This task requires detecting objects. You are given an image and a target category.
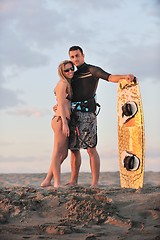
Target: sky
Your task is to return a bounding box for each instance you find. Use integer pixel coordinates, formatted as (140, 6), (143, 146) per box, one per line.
(0, 0), (160, 173)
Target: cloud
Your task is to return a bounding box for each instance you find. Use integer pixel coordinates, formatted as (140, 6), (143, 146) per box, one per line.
(0, 148), (159, 173)
(0, 0), (159, 112)
(129, 43), (159, 80)
(0, 0), (125, 69)
(54, 0), (124, 11)
(143, 0), (160, 20)
(0, 155), (39, 163)
(0, 0), (96, 110)
(0, 17), (50, 69)
(0, 0), (90, 55)
(0, 0), (52, 109)
(0, 154), (51, 173)
(0, 141), (14, 146)
(146, 146), (160, 160)
(97, 145), (160, 172)
(100, 42), (160, 81)
(6, 106), (51, 117)
(0, 86), (24, 109)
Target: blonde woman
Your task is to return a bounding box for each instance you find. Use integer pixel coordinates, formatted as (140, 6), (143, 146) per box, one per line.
(41, 60), (74, 188)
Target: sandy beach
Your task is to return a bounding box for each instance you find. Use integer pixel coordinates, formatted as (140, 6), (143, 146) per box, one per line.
(0, 172), (160, 240)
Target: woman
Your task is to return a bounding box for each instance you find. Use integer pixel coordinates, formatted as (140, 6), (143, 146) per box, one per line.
(41, 60), (74, 188)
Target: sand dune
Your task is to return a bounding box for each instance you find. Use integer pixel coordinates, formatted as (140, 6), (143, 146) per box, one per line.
(0, 172), (160, 240)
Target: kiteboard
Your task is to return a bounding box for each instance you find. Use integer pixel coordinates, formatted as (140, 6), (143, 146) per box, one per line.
(117, 77), (145, 189)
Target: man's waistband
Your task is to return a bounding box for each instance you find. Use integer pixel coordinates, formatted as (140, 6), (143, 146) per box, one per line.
(71, 95), (97, 113)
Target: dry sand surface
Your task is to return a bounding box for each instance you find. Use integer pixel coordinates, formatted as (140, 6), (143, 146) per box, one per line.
(0, 172), (160, 240)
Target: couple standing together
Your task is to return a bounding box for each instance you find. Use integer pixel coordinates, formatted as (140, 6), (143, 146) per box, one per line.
(41, 46), (135, 188)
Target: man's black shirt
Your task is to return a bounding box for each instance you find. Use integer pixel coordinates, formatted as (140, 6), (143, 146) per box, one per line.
(71, 63), (111, 102)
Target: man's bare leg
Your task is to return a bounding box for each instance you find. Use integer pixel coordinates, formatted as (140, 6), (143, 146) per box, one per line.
(67, 150), (81, 185)
(87, 147), (100, 187)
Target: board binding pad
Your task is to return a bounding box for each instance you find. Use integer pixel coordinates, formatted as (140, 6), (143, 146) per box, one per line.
(118, 77), (145, 189)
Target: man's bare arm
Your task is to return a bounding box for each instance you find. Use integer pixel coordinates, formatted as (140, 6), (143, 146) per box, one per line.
(108, 74), (135, 83)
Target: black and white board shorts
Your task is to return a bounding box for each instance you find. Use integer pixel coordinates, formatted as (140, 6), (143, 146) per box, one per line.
(69, 111), (97, 150)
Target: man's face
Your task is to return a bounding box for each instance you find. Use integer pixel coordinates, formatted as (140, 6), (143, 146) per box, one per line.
(69, 49), (85, 67)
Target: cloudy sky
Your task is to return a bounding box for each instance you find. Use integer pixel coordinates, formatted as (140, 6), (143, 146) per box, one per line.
(0, 0), (159, 173)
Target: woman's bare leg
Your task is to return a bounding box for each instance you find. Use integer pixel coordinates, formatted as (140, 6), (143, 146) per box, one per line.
(41, 117), (68, 187)
(41, 152), (66, 187)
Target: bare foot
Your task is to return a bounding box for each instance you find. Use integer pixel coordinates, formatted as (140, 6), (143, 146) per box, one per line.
(41, 180), (52, 187)
(90, 184), (98, 188)
(65, 182), (77, 187)
(53, 185), (67, 189)
(53, 184), (60, 188)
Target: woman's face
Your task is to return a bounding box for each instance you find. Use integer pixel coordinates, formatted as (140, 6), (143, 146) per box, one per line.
(63, 63), (74, 79)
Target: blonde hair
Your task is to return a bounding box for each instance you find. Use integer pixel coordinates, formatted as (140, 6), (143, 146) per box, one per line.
(54, 60), (73, 99)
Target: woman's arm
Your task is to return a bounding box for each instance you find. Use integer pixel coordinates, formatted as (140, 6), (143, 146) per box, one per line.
(56, 81), (70, 137)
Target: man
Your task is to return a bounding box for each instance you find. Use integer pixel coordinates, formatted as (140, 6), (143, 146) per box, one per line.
(67, 46), (135, 187)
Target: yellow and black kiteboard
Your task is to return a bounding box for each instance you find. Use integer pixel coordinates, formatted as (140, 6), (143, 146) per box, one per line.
(117, 77), (145, 189)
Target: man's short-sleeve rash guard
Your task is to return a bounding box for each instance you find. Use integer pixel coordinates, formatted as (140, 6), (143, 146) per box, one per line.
(71, 63), (111, 102)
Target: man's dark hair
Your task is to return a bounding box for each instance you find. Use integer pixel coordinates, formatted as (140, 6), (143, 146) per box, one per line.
(69, 46), (83, 54)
